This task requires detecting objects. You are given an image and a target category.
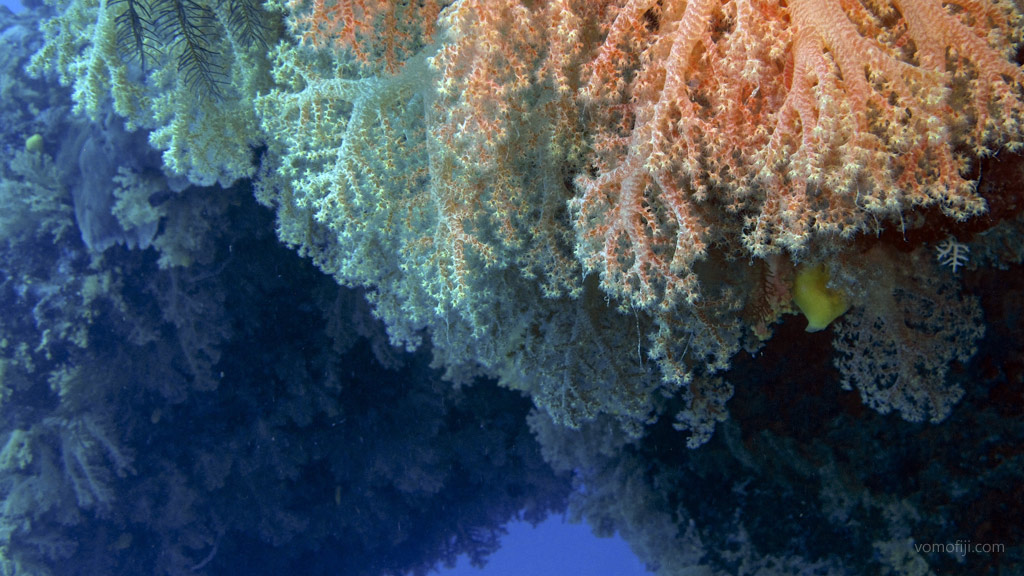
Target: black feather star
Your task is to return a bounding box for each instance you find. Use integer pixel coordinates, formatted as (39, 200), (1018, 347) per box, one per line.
(113, 0), (159, 72)
(157, 0), (225, 99)
(111, 0), (271, 100)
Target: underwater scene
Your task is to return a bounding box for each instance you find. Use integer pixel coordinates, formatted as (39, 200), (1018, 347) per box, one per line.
(1, 0), (1023, 574)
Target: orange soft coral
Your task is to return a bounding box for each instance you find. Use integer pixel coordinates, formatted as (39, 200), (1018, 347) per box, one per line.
(572, 0), (1024, 310)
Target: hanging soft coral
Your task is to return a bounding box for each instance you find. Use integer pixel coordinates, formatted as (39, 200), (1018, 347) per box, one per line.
(572, 0), (1024, 310)
(287, 0), (441, 72)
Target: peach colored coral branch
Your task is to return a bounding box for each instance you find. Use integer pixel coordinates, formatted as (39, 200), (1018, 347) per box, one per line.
(573, 0), (1023, 310)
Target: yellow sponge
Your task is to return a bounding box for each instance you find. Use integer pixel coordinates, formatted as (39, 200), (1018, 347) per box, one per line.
(793, 263), (850, 332)
(25, 133), (44, 153)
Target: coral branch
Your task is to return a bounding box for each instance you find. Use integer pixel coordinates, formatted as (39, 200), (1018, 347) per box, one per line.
(573, 0), (1023, 309)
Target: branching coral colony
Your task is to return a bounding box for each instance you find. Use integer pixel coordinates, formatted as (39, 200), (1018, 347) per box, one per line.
(37, 0), (1008, 444)
(251, 0), (1024, 443)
